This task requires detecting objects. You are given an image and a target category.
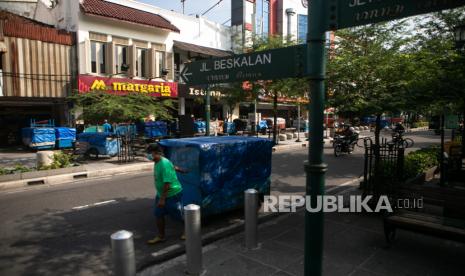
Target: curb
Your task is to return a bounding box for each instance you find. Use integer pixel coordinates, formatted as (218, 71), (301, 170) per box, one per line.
(0, 162), (153, 191)
(137, 211), (281, 272)
(137, 176), (363, 272)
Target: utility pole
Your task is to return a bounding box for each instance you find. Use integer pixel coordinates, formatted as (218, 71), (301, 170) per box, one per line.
(181, 0), (186, 14)
(305, 1), (327, 275)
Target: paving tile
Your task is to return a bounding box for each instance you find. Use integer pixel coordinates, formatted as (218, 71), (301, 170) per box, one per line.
(273, 227), (304, 251)
(361, 231), (465, 276)
(204, 254), (278, 276)
(271, 270), (296, 276)
(231, 240), (304, 270)
(323, 226), (383, 271)
(350, 268), (384, 276)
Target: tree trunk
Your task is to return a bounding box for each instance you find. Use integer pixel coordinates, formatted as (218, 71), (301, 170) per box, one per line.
(273, 93), (278, 144)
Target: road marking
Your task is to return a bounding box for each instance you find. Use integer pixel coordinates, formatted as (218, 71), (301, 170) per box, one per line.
(72, 199), (117, 210)
(326, 177), (362, 193)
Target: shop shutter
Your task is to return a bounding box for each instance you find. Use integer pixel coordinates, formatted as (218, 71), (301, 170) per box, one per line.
(128, 44), (136, 78)
(106, 41), (115, 75)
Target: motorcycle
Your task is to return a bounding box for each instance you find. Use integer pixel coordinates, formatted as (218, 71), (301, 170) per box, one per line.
(333, 133), (358, 157)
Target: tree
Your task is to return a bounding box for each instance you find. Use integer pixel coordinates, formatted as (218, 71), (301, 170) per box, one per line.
(69, 91), (175, 124)
(249, 35), (309, 143)
(327, 22), (412, 145)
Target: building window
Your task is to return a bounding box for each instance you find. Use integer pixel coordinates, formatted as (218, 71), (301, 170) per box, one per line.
(297, 14), (308, 43)
(115, 45), (128, 73)
(90, 41), (106, 74)
(156, 51), (165, 77)
(136, 48), (148, 78)
(255, 0), (269, 38)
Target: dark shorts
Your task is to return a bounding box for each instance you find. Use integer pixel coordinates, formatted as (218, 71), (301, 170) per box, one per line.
(154, 192), (184, 221)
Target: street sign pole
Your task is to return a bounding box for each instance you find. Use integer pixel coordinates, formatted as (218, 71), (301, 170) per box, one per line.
(305, 0), (327, 275)
(206, 85), (211, 136)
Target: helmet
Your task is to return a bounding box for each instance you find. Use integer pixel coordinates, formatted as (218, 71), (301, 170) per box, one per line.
(349, 127), (355, 132)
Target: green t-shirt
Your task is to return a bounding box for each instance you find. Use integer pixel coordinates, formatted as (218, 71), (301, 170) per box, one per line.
(154, 157), (182, 198)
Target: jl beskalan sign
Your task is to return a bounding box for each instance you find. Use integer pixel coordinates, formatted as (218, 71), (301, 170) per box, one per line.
(181, 44), (308, 85)
(212, 53), (272, 70)
(331, 0), (465, 30)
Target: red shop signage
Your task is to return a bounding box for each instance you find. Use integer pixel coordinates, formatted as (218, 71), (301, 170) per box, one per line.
(78, 75), (178, 98)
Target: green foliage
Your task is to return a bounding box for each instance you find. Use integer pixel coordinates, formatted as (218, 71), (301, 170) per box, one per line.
(0, 164), (32, 175)
(69, 91), (175, 124)
(411, 121), (429, 128)
(328, 23), (411, 119)
(403, 147), (440, 180)
(39, 151), (76, 170)
(405, 8), (465, 115)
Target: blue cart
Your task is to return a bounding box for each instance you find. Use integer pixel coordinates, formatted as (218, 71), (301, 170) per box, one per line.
(55, 127), (76, 149)
(159, 136), (273, 216)
(22, 128), (56, 150)
(77, 133), (119, 159)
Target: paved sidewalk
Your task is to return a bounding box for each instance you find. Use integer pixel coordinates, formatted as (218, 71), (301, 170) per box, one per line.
(140, 210), (465, 276)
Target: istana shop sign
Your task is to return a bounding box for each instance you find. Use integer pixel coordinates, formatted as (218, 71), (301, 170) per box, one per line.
(78, 75), (178, 98)
(178, 84), (225, 99)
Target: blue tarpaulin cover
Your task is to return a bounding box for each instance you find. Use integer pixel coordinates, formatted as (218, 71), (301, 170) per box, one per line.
(22, 128), (56, 148)
(224, 122), (235, 134)
(145, 121), (168, 138)
(77, 133), (119, 156)
(159, 136), (273, 216)
(55, 127), (76, 140)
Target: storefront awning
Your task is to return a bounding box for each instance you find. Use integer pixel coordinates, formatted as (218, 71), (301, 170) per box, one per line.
(173, 40), (232, 57)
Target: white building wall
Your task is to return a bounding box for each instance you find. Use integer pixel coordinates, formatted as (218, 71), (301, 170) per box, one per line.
(0, 0), (37, 19)
(106, 0), (231, 51)
(277, 0), (308, 39)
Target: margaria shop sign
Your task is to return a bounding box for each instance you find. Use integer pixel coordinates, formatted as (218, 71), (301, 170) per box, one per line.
(78, 75), (178, 98)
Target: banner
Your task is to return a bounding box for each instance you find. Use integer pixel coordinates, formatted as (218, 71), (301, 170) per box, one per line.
(78, 75), (178, 98)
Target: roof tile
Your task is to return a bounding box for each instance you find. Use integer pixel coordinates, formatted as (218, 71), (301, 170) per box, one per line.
(81, 0), (179, 32)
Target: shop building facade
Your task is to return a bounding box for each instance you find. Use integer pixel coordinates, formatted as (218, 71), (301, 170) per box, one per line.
(0, 10), (76, 147)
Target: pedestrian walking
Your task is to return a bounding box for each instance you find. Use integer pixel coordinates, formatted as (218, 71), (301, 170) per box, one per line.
(146, 143), (186, 244)
(103, 119), (112, 133)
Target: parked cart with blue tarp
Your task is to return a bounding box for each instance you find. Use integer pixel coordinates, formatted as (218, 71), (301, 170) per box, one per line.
(144, 121), (168, 138)
(194, 121), (206, 134)
(224, 122), (236, 134)
(159, 136), (273, 216)
(22, 128), (56, 150)
(76, 132), (119, 159)
(55, 127), (76, 149)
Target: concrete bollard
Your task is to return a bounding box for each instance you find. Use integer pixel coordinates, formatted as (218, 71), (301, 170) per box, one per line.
(244, 189), (258, 249)
(184, 204), (203, 275)
(111, 230), (136, 276)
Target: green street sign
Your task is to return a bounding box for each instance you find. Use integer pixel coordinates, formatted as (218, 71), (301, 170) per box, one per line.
(328, 0), (465, 30)
(180, 44), (308, 85)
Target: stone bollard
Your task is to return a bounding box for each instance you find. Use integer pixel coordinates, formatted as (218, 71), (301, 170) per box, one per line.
(36, 151), (54, 168)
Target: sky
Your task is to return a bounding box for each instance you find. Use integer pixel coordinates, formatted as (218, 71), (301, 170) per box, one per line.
(138, 0), (231, 25)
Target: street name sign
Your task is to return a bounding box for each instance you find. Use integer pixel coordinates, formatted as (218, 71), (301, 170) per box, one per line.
(180, 44), (308, 85)
(328, 0), (465, 30)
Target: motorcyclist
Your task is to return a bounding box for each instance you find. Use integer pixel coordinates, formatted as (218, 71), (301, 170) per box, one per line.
(340, 125), (358, 145)
(392, 122), (405, 141)
(393, 122), (405, 134)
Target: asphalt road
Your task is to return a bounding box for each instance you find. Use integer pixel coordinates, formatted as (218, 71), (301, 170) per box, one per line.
(0, 130), (442, 276)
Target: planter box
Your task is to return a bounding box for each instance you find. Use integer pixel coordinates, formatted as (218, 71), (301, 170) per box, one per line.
(404, 166), (438, 186)
(0, 165), (85, 183)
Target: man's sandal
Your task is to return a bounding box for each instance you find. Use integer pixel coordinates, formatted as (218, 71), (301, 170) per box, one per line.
(147, 236), (166, 245)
